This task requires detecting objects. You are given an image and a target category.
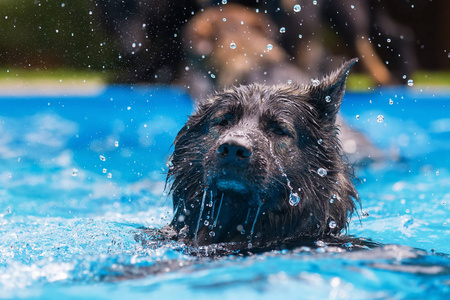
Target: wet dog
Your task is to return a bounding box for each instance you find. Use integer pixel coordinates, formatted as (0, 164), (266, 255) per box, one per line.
(166, 59), (360, 249)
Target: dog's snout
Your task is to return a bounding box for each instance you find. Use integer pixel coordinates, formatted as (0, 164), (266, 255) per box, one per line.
(217, 138), (252, 164)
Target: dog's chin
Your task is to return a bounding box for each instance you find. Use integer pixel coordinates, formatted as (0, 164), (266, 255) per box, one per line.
(210, 177), (265, 207)
(215, 179), (248, 194)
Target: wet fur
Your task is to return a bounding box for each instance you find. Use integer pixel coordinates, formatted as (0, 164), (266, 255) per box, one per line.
(167, 59), (359, 248)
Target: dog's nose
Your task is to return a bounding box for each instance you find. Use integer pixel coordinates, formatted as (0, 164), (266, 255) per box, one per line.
(217, 138), (252, 164)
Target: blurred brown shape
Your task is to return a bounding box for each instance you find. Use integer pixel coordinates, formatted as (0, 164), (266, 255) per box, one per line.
(185, 4), (286, 87)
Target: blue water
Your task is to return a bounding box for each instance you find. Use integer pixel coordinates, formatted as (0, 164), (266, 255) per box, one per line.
(0, 86), (449, 299)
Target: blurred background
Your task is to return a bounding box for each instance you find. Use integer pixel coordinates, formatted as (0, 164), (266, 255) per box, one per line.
(0, 0), (449, 92)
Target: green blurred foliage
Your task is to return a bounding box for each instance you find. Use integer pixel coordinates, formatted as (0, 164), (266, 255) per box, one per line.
(0, 0), (115, 71)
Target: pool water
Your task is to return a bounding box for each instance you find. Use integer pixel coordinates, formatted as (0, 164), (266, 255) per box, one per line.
(0, 86), (449, 299)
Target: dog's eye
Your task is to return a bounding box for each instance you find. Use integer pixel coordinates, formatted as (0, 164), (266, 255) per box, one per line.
(218, 118), (230, 126)
(213, 113), (234, 127)
(271, 125), (288, 136)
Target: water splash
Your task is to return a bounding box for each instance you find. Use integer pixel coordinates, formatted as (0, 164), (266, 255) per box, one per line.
(249, 202), (262, 245)
(289, 193), (301, 206)
(311, 79), (320, 86)
(213, 193), (224, 227)
(210, 192), (216, 220)
(195, 189), (208, 246)
(244, 208), (251, 224)
(269, 143), (301, 206)
(317, 168), (327, 177)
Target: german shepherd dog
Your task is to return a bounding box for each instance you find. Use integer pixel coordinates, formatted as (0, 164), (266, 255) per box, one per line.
(167, 59), (360, 249)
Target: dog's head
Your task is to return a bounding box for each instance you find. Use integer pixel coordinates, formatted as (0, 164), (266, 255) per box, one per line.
(183, 4), (286, 87)
(168, 59), (359, 246)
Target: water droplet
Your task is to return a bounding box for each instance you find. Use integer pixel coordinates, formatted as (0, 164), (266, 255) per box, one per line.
(356, 114), (360, 120)
(61, 3), (65, 8)
(222, 18), (226, 22)
(279, 27), (286, 33)
(389, 99), (394, 105)
(102, 168), (107, 174)
(315, 240), (325, 247)
(407, 79), (414, 86)
(289, 192), (301, 206)
(311, 79), (320, 86)
(100, 155), (106, 161)
(343, 242), (353, 248)
(325, 95), (331, 103)
(317, 168), (327, 177)
(72, 169), (78, 177)
(317, 139), (323, 145)
(222, 0), (228, 4)
(210, 74), (216, 79)
(377, 115), (384, 123)
(402, 75), (407, 79)
(209, 231), (216, 237)
(267, 44), (273, 51)
(230, 42), (236, 49)
(436, 171), (440, 176)
(313, 0), (318, 5)
(293, 4), (301, 12)
(387, 38), (391, 43)
(362, 211), (369, 218)
(329, 198), (334, 204)
(350, 5), (355, 9)
(114, 141), (119, 147)
(329, 220), (337, 229)
(204, 220), (209, 226)
(298, 34), (303, 38)
(107, 173), (112, 179)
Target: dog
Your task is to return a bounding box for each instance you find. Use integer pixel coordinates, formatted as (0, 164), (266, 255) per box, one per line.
(182, 3), (308, 99)
(165, 59), (361, 250)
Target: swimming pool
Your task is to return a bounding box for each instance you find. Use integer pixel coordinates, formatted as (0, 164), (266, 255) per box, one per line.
(0, 85), (449, 299)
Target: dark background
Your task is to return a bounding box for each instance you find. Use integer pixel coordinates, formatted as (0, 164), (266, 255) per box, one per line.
(0, 0), (448, 78)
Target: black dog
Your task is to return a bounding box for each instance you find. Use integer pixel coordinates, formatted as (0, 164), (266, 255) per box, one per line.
(166, 59), (359, 249)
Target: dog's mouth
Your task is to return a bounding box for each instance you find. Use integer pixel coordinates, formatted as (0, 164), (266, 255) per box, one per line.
(215, 179), (248, 193)
(208, 175), (265, 208)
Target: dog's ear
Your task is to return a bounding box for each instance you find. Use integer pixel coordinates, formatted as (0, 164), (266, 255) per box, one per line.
(308, 58), (358, 123)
